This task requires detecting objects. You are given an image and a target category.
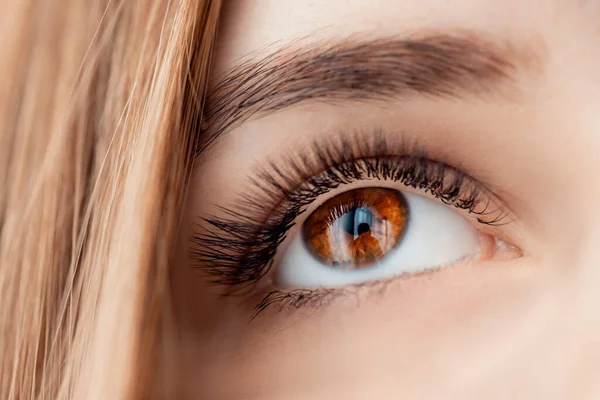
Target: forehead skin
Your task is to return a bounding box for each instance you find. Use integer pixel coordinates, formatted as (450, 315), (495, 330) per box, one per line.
(212, 0), (600, 74)
(208, 0), (600, 189)
(176, 1), (600, 399)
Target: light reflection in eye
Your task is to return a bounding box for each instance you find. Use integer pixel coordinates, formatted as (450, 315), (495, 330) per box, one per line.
(277, 187), (483, 288)
(303, 188), (408, 269)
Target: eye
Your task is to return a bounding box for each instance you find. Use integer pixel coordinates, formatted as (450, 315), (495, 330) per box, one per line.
(192, 140), (520, 313)
(277, 187), (486, 287)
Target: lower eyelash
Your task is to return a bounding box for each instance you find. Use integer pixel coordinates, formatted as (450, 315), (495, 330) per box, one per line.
(191, 131), (508, 299)
(252, 284), (381, 319)
(252, 271), (418, 319)
(252, 289), (342, 318)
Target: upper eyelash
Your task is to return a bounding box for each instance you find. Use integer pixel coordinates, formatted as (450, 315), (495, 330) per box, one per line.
(190, 131), (509, 291)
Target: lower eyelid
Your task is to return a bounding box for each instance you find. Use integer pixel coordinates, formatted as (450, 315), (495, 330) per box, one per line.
(249, 260), (476, 318)
(250, 242), (526, 319)
(252, 228), (519, 317)
(251, 279), (396, 318)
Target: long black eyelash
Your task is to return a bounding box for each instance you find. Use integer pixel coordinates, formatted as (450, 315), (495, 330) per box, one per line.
(190, 132), (508, 292)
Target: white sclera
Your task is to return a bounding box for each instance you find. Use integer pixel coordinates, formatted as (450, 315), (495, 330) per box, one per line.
(277, 191), (480, 287)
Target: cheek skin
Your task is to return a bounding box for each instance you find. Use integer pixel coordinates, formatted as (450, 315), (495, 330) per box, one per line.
(180, 260), (541, 399)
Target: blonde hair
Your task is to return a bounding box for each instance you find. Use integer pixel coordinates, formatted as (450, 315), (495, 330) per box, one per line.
(0, 0), (221, 398)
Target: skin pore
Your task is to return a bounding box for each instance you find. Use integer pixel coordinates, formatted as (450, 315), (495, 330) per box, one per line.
(170, 1), (600, 399)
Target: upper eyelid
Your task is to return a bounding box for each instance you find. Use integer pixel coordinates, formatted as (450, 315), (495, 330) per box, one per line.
(251, 157), (508, 226)
(293, 173), (508, 226)
(237, 132), (515, 225)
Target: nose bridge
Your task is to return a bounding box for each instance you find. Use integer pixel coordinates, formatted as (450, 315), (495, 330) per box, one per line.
(566, 223), (600, 317)
(544, 228), (600, 399)
(565, 225), (600, 391)
(573, 218), (600, 282)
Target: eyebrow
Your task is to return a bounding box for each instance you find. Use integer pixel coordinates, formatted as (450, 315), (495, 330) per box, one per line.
(198, 32), (540, 154)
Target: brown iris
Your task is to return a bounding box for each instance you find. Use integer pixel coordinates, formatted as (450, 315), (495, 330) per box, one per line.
(303, 187), (408, 269)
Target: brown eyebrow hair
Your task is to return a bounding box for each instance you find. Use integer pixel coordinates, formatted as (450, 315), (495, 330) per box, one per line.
(197, 32), (540, 155)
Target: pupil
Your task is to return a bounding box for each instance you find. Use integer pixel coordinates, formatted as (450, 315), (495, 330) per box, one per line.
(342, 206), (373, 237)
(357, 222), (370, 235)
